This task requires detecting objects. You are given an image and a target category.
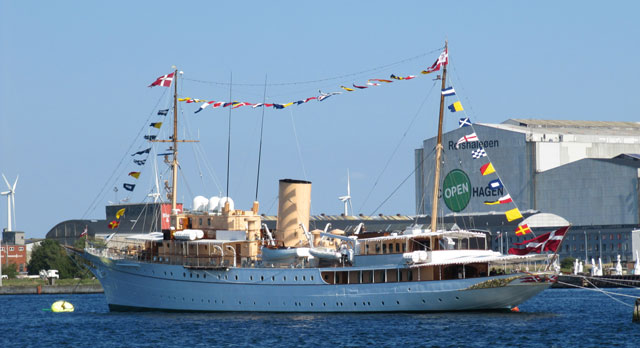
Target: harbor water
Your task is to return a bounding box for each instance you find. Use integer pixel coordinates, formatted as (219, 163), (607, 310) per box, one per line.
(1, 288), (639, 347)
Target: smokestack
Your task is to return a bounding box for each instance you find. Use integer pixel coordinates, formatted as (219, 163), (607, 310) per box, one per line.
(275, 179), (311, 247)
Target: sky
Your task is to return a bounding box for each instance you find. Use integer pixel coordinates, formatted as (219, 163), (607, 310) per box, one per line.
(1, 1), (639, 239)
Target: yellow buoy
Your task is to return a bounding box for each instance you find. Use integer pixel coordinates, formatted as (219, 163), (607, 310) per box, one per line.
(51, 300), (74, 313)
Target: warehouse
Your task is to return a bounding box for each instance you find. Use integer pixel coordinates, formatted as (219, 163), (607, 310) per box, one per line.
(415, 119), (640, 264)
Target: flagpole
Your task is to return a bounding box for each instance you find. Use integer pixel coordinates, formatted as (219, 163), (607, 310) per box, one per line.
(430, 40), (447, 233)
(545, 225), (571, 271)
(171, 67), (179, 214)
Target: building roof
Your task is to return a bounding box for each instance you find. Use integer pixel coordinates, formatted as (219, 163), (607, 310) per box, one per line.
(487, 118), (640, 137)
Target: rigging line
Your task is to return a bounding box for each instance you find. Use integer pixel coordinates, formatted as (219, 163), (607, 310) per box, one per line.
(182, 47), (444, 87)
(359, 79), (439, 213)
(448, 77), (532, 236)
(81, 87), (169, 219)
(255, 74), (268, 201)
(556, 280), (638, 305)
(289, 108), (307, 180)
(193, 142), (223, 194)
(414, 147), (437, 225)
(181, 107), (208, 193)
(226, 72), (232, 198)
(370, 140), (435, 216)
(265, 194), (279, 215)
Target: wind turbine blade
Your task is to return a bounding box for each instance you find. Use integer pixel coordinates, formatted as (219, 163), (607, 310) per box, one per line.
(12, 175), (19, 191)
(2, 174), (10, 190)
(347, 169), (351, 196)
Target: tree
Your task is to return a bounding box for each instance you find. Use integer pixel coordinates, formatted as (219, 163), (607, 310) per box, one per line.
(560, 257), (576, 271)
(1, 262), (19, 279)
(27, 239), (86, 279)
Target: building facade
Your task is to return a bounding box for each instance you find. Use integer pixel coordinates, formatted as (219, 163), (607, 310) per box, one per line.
(1, 230), (27, 273)
(415, 119), (640, 264)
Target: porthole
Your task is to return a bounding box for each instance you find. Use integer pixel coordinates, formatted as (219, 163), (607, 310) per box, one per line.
(217, 275), (221, 279)
(303, 276), (306, 281)
(396, 300), (400, 305)
(311, 276), (314, 281)
(164, 271), (167, 275)
(261, 276), (264, 281)
(381, 301), (385, 305)
(283, 276), (287, 281)
(367, 301), (371, 306)
(203, 274), (206, 279)
(190, 273), (193, 278)
(354, 302), (357, 306)
(235, 275), (238, 280)
(197, 274), (200, 278)
(422, 299), (426, 303)
(438, 298), (442, 302)
(323, 302), (326, 306)
(225, 275), (228, 280)
(183, 273), (186, 277)
(170, 272), (173, 276)
(271, 276), (275, 281)
(295, 276), (298, 281)
(239, 301), (242, 304)
(455, 296), (460, 300)
(250, 276), (254, 280)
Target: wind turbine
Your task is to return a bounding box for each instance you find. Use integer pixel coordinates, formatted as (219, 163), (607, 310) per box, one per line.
(338, 169), (353, 216)
(1, 174), (18, 231)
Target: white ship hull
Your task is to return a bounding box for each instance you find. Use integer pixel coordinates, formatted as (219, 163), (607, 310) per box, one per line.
(84, 252), (552, 312)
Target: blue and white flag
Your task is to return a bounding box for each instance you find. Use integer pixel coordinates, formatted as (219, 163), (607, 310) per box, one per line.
(488, 179), (503, 190)
(441, 87), (455, 96)
(458, 117), (472, 128)
(472, 148), (487, 159)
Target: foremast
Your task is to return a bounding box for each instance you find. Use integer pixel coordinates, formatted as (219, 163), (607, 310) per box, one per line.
(430, 41), (448, 232)
(151, 67), (197, 231)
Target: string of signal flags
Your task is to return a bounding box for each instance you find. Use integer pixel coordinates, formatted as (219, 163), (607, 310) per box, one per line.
(147, 49), (450, 114)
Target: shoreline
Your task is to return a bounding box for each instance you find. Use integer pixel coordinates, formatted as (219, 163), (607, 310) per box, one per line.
(0, 284), (103, 295)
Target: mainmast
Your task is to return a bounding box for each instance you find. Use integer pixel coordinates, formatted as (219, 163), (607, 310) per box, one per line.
(430, 41), (448, 232)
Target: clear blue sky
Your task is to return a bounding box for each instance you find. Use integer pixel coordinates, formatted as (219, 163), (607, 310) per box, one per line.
(1, 1), (638, 238)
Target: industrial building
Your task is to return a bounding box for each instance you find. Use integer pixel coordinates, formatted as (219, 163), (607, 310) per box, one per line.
(415, 119), (640, 264)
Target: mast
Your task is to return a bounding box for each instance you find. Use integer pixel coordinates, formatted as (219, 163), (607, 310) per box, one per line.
(430, 41), (448, 232)
(151, 66), (198, 231)
(171, 67), (179, 212)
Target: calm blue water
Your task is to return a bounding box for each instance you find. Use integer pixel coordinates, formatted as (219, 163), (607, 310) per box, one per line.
(1, 288), (639, 347)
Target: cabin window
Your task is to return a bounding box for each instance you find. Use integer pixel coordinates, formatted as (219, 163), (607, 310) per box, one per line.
(396, 243), (400, 252)
(402, 243), (406, 252)
(388, 243), (393, 253)
(375, 244), (381, 253)
(365, 244), (370, 254)
(199, 218), (203, 225)
(208, 218), (211, 226)
(382, 244), (387, 253)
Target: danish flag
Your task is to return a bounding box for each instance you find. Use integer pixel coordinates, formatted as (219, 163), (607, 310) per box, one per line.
(508, 226), (570, 255)
(148, 72), (175, 87)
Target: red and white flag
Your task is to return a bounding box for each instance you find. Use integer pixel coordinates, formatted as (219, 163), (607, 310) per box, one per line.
(148, 72), (175, 87)
(80, 226), (88, 237)
(455, 132), (478, 148)
(422, 48), (449, 74)
(508, 226), (570, 255)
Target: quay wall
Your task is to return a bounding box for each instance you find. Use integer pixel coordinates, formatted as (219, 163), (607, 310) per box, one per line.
(0, 284), (103, 295)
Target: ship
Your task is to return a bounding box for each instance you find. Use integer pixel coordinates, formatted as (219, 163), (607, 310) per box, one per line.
(75, 43), (565, 312)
